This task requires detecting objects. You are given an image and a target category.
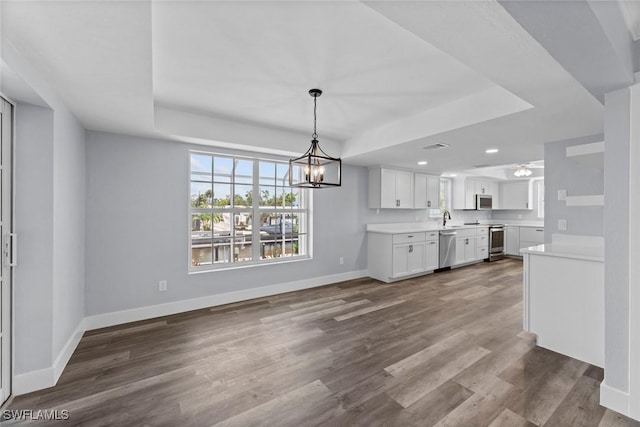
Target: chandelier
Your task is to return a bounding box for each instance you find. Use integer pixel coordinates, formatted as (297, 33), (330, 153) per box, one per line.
(289, 89), (341, 188)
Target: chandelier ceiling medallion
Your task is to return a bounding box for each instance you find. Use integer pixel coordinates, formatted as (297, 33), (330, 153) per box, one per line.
(289, 89), (342, 188)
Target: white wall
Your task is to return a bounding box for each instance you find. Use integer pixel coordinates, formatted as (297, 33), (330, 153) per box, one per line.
(543, 134), (604, 242)
(85, 131), (371, 316)
(603, 88), (630, 393)
(3, 40), (86, 393)
(13, 103), (54, 376)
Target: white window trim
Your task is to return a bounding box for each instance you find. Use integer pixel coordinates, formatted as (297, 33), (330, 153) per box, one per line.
(188, 150), (312, 273)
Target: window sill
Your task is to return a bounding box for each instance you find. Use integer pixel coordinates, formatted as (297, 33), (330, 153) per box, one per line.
(188, 255), (312, 274)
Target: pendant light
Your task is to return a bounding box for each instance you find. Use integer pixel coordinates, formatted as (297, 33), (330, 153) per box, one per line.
(289, 89), (342, 188)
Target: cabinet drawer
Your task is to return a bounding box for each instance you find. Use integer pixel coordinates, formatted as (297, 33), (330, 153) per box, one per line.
(392, 232), (426, 244)
(425, 231), (439, 241)
(520, 227), (544, 243)
(476, 227), (489, 235)
(476, 234), (489, 248)
(477, 246), (488, 259)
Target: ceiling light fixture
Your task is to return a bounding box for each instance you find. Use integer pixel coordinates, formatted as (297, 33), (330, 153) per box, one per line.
(289, 89), (341, 188)
(485, 148), (499, 154)
(418, 161), (428, 165)
(514, 165), (533, 177)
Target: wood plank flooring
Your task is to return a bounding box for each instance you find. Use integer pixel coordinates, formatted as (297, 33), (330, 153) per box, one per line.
(8, 259), (640, 426)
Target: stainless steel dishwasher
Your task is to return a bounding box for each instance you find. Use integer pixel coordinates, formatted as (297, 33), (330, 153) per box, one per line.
(439, 230), (457, 268)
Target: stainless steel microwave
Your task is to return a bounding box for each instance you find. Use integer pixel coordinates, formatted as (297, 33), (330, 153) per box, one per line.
(476, 194), (493, 210)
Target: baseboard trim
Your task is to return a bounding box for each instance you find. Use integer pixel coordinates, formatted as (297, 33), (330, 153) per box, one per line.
(13, 318), (87, 396)
(13, 367), (54, 396)
(53, 319), (87, 383)
(600, 382), (630, 416)
(85, 269), (368, 331)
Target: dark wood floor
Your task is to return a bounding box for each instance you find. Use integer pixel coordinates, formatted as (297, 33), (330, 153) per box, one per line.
(9, 259), (640, 426)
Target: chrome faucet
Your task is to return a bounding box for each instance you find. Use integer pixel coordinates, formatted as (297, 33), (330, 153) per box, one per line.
(443, 210), (451, 227)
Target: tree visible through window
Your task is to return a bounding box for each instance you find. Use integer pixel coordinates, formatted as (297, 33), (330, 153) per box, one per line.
(190, 152), (310, 270)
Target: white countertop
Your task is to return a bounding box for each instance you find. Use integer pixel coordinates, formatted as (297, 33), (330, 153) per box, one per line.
(520, 242), (604, 263)
(366, 222), (486, 234)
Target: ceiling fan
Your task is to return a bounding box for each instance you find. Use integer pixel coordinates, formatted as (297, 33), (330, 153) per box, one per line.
(510, 162), (544, 177)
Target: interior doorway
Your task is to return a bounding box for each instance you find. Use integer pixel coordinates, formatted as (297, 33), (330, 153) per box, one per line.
(0, 96), (14, 404)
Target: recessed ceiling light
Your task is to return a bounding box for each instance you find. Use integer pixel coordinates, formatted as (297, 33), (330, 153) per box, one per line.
(418, 161), (428, 165)
(485, 148), (499, 154)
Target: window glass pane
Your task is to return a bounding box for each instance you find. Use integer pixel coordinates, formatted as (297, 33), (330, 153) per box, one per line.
(289, 188), (300, 208)
(259, 186), (276, 207)
(191, 154), (212, 174)
(235, 159), (253, 184)
(234, 211), (253, 262)
(213, 157), (233, 183)
(212, 213), (232, 240)
(191, 182), (212, 208)
(275, 186), (288, 208)
(213, 240), (231, 264)
(259, 162), (276, 185)
(191, 245), (212, 267)
(276, 163), (289, 184)
(213, 183), (232, 208)
(234, 184), (253, 207)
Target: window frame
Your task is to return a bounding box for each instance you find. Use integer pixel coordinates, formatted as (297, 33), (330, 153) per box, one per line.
(535, 178), (545, 219)
(189, 150), (312, 273)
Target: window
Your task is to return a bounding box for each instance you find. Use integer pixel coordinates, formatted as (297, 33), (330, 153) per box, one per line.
(537, 179), (545, 219)
(438, 178), (452, 215)
(190, 152), (310, 271)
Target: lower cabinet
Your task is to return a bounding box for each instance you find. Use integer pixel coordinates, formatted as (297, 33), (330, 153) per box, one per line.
(425, 238), (439, 271)
(505, 226), (520, 256)
(392, 242), (425, 277)
(367, 231), (439, 283)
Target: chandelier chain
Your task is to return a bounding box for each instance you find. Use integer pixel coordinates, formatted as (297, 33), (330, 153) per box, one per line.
(312, 95), (318, 140)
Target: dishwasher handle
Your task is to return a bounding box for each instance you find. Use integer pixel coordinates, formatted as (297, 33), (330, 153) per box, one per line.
(440, 232), (457, 236)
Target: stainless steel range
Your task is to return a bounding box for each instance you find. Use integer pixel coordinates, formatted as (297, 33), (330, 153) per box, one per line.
(488, 225), (505, 262)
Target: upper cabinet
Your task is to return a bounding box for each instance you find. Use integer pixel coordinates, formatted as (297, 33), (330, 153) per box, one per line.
(499, 180), (532, 210)
(369, 167), (414, 209)
(369, 167), (440, 209)
(414, 173), (440, 209)
(452, 177), (500, 209)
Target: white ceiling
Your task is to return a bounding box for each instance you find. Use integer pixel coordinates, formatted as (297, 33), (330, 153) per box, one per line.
(0, 1), (611, 173)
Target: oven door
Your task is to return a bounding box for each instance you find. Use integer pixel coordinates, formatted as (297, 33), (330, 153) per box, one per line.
(490, 228), (505, 253)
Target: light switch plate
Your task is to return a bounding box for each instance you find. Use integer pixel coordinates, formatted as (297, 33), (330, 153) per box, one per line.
(558, 219), (567, 231)
(558, 189), (567, 201)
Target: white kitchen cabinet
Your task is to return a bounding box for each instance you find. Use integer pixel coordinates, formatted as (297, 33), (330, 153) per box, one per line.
(519, 226), (544, 251)
(368, 231), (437, 283)
(414, 173), (440, 210)
(369, 167), (414, 209)
(392, 241), (425, 277)
(455, 237), (466, 264)
(463, 237), (476, 262)
(476, 229), (489, 261)
(499, 181), (532, 210)
(505, 226), (520, 256)
(452, 177), (499, 210)
(453, 228), (477, 265)
(425, 234), (439, 271)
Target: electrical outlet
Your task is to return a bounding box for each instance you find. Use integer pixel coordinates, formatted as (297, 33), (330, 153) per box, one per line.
(339, 257), (344, 265)
(558, 189), (567, 201)
(158, 280), (167, 292)
(558, 219), (567, 231)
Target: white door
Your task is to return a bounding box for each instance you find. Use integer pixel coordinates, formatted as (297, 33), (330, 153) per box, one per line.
(407, 242), (425, 274)
(0, 97), (14, 404)
(425, 240), (439, 270)
(464, 237), (476, 262)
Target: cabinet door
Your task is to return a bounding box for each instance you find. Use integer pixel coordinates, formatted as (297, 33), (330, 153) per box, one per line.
(455, 238), (466, 264)
(505, 226), (520, 255)
(425, 240), (439, 270)
(380, 169), (398, 208)
(464, 237), (476, 262)
(392, 243), (424, 277)
(396, 171), (414, 208)
(414, 173), (427, 208)
(465, 179), (477, 209)
(500, 181), (531, 210)
(477, 181), (488, 195)
(407, 242), (425, 274)
(426, 175), (440, 209)
(489, 182), (500, 208)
